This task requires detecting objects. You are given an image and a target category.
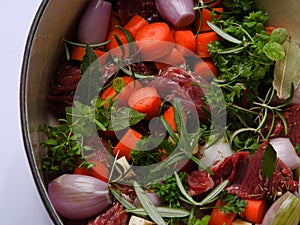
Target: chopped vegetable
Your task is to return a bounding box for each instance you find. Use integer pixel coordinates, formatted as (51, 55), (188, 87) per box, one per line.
(156, 47), (186, 68)
(106, 27), (130, 58)
(135, 22), (175, 60)
(194, 8), (223, 33)
(174, 29), (197, 56)
(113, 128), (143, 161)
(74, 160), (109, 182)
(70, 45), (107, 64)
(240, 199), (267, 223)
(162, 106), (177, 132)
(208, 199), (237, 225)
(100, 76), (143, 107)
(124, 15), (149, 39)
(196, 31), (219, 58)
(128, 86), (162, 120)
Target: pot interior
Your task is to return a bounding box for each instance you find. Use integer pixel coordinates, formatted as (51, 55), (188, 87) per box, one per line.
(20, 0), (300, 224)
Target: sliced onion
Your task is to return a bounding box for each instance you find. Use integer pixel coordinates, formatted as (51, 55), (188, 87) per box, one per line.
(155, 0), (195, 28)
(201, 141), (234, 167)
(77, 0), (112, 44)
(48, 174), (112, 220)
(270, 137), (300, 170)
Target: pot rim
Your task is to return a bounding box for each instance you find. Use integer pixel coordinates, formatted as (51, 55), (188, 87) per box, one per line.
(19, 0), (62, 224)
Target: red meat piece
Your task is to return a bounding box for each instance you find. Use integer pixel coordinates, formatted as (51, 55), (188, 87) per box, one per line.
(188, 142), (298, 199)
(88, 201), (128, 225)
(261, 104), (300, 150)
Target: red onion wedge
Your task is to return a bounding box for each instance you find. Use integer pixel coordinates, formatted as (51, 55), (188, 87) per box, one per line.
(77, 0), (112, 44)
(155, 0), (196, 29)
(48, 174), (112, 220)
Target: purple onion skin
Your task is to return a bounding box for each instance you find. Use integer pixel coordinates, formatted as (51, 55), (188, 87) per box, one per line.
(48, 174), (112, 220)
(133, 192), (163, 207)
(77, 0), (112, 44)
(155, 0), (195, 29)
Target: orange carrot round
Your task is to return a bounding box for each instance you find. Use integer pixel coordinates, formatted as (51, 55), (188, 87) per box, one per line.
(113, 128), (143, 161)
(100, 76), (142, 106)
(162, 106), (177, 132)
(194, 8), (224, 32)
(71, 46), (108, 64)
(106, 27), (130, 58)
(74, 160), (109, 183)
(174, 29), (197, 56)
(135, 22), (175, 61)
(196, 31), (219, 58)
(128, 86), (162, 120)
(240, 199), (267, 224)
(193, 59), (218, 82)
(264, 26), (277, 35)
(209, 199), (237, 225)
(156, 47), (186, 69)
(124, 15), (149, 40)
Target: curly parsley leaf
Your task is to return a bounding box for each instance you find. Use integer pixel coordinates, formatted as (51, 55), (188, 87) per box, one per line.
(219, 190), (247, 214)
(151, 173), (188, 208)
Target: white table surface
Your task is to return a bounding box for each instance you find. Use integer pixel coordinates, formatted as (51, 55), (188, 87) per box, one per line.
(0, 0), (53, 224)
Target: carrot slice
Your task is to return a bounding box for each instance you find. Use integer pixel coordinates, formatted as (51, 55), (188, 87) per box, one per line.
(194, 8), (224, 32)
(264, 26), (277, 35)
(155, 47), (186, 70)
(174, 29), (197, 56)
(124, 15), (149, 39)
(162, 106), (177, 132)
(193, 59), (218, 83)
(128, 86), (162, 120)
(135, 22), (175, 61)
(100, 76), (143, 107)
(113, 128), (143, 161)
(106, 27), (130, 58)
(240, 199), (267, 224)
(209, 199), (237, 225)
(70, 46), (108, 64)
(74, 160), (109, 182)
(196, 31), (219, 58)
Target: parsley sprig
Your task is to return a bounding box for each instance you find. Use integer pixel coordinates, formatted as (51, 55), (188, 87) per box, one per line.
(219, 190), (247, 214)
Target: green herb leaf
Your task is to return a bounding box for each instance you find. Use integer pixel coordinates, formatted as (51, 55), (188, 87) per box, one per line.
(270, 28), (289, 44)
(207, 21), (242, 44)
(80, 45), (102, 104)
(219, 190), (247, 214)
(151, 172), (188, 208)
(188, 215), (210, 225)
(111, 107), (145, 131)
(126, 207), (190, 218)
(134, 181), (166, 225)
(109, 187), (136, 210)
(263, 42), (285, 61)
(199, 180), (229, 205)
(273, 39), (300, 99)
(262, 143), (277, 178)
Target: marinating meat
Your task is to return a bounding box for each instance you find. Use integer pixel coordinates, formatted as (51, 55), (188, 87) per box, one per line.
(188, 142), (298, 199)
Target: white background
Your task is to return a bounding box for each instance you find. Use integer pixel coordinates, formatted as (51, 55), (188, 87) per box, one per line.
(0, 0), (53, 224)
